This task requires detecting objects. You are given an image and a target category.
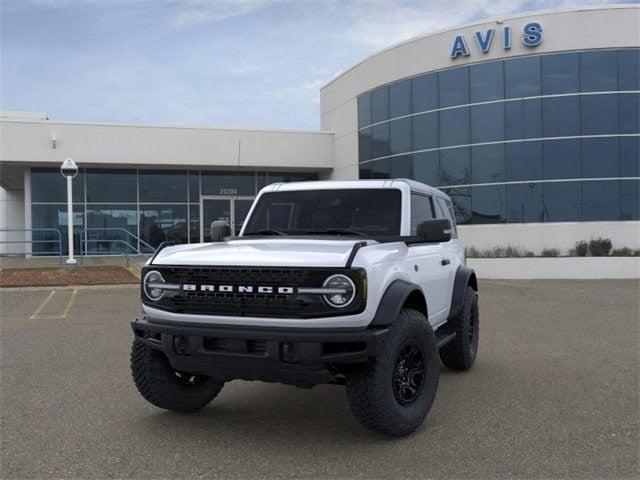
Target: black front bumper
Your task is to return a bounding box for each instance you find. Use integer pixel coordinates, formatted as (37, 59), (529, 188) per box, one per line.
(131, 317), (389, 387)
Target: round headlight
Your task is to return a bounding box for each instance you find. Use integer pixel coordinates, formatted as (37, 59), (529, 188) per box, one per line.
(143, 270), (165, 301)
(322, 274), (356, 308)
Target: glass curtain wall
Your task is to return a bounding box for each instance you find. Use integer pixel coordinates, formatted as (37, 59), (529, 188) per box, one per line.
(357, 48), (640, 224)
(31, 168), (316, 255)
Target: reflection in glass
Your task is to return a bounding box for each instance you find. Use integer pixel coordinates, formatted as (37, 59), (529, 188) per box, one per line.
(31, 168), (85, 203)
(189, 205), (200, 243)
(390, 118), (412, 155)
(189, 171), (200, 202)
(439, 108), (469, 147)
(440, 148), (470, 186)
(581, 94), (618, 135)
(86, 169), (136, 203)
(86, 204), (138, 254)
(31, 204), (84, 255)
(542, 96), (580, 137)
(581, 138), (619, 178)
(470, 61), (504, 102)
(506, 142), (543, 181)
(370, 158), (391, 179)
(471, 185), (505, 224)
(371, 123), (390, 158)
(618, 49), (640, 91)
(471, 144), (505, 184)
(505, 99), (541, 140)
(542, 182), (581, 222)
(390, 79), (411, 118)
(580, 51), (618, 92)
(505, 183), (543, 223)
(358, 93), (371, 128)
(439, 67), (469, 107)
(620, 180), (640, 220)
(139, 170), (188, 203)
(413, 152), (439, 187)
(542, 52), (579, 94)
(470, 103), (504, 143)
(359, 128), (372, 162)
(543, 139), (580, 180)
(582, 181), (620, 221)
(412, 112), (438, 151)
(441, 187), (471, 224)
(620, 137), (640, 177)
(371, 87), (389, 123)
(619, 93), (640, 134)
(390, 155), (413, 178)
(412, 74), (438, 113)
(140, 205), (188, 247)
(505, 56), (541, 98)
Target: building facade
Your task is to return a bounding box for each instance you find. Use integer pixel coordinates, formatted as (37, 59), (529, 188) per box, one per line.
(1, 5), (639, 256)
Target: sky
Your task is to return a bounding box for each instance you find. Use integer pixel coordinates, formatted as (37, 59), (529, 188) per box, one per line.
(1, 0), (635, 130)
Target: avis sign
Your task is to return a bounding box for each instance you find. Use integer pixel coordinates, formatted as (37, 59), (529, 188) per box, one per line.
(450, 22), (543, 59)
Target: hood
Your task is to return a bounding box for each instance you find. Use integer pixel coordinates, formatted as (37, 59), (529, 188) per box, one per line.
(151, 238), (371, 268)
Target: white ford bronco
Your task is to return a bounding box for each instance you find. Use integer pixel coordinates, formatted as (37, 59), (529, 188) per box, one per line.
(131, 179), (479, 436)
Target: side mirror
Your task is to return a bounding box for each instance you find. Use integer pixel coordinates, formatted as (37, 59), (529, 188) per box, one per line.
(210, 220), (231, 242)
(417, 218), (452, 243)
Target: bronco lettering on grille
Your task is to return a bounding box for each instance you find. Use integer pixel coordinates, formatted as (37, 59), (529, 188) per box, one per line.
(182, 284), (295, 294)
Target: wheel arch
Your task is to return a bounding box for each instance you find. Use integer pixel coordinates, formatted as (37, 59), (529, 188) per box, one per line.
(448, 266), (477, 320)
(370, 279), (428, 326)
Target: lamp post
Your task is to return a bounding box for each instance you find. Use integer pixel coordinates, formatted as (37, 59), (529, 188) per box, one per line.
(60, 158), (78, 265)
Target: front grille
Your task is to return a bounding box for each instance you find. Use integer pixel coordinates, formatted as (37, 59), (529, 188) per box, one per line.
(142, 266), (366, 319)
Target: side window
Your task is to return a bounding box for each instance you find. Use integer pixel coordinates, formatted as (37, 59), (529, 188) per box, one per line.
(437, 198), (459, 238)
(410, 193), (435, 235)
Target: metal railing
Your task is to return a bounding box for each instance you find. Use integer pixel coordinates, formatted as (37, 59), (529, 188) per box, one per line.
(0, 228), (64, 264)
(80, 228), (155, 267)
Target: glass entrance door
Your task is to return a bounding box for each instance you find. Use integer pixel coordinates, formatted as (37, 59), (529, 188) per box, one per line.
(200, 196), (254, 242)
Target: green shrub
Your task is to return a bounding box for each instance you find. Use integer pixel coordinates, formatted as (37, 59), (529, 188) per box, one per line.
(610, 247), (640, 257)
(589, 237), (612, 257)
(574, 241), (588, 257)
(541, 248), (560, 257)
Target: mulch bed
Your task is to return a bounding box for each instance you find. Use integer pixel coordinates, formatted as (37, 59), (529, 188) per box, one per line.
(0, 266), (139, 287)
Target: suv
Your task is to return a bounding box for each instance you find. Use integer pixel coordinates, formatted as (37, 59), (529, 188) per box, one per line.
(131, 179), (479, 437)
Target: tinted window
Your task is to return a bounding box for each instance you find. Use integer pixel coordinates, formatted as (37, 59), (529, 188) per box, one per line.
(620, 137), (640, 177)
(619, 49), (640, 91)
(581, 137), (619, 178)
(202, 172), (255, 196)
(390, 79), (411, 118)
(543, 139), (580, 180)
(505, 99), (541, 140)
(31, 168), (84, 203)
(389, 117), (412, 155)
(543, 182), (581, 222)
(580, 51), (618, 92)
(505, 56), (541, 98)
(410, 194), (435, 235)
(243, 189), (402, 236)
(542, 52), (579, 94)
(439, 108), (469, 147)
(582, 180), (620, 221)
(358, 93), (372, 128)
(412, 74), (438, 112)
(412, 112), (438, 151)
(620, 180), (640, 220)
(471, 144), (505, 183)
(389, 155), (413, 178)
(189, 204), (200, 243)
(86, 169), (136, 203)
(188, 171), (200, 202)
(470, 61), (504, 102)
(31, 204), (84, 255)
(140, 205), (188, 247)
(472, 185), (505, 224)
(359, 128), (372, 162)
(436, 198), (458, 237)
(619, 93), (640, 134)
(139, 170), (187, 203)
(371, 123), (390, 158)
(543, 96), (580, 137)
(581, 94), (618, 135)
(370, 158), (391, 179)
(439, 67), (469, 107)
(470, 103), (504, 143)
(413, 152), (440, 187)
(440, 148), (470, 186)
(506, 142), (543, 181)
(371, 88), (389, 123)
(505, 183), (543, 223)
(86, 204), (138, 253)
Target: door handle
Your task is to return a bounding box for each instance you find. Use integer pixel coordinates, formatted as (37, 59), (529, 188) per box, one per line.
(441, 258), (451, 266)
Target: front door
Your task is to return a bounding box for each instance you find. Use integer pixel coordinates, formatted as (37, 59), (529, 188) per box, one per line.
(200, 196), (254, 241)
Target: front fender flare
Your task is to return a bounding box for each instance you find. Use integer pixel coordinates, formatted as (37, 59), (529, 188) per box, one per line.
(448, 266), (478, 320)
(370, 279), (426, 326)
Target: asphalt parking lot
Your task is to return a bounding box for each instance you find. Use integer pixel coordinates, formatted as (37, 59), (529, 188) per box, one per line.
(1, 280), (638, 479)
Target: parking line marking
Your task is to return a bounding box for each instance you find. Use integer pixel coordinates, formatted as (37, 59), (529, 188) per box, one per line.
(29, 290), (56, 319)
(59, 288), (79, 319)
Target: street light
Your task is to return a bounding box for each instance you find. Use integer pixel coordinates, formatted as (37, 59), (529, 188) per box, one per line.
(60, 158), (78, 265)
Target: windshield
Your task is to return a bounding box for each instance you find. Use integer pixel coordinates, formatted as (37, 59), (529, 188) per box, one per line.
(242, 189), (402, 237)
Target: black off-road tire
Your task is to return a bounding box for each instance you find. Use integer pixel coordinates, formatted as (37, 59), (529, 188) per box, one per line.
(439, 286), (479, 370)
(345, 308), (440, 437)
(131, 339), (224, 413)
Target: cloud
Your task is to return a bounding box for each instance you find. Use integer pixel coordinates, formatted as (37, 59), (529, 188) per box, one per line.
(169, 0), (284, 29)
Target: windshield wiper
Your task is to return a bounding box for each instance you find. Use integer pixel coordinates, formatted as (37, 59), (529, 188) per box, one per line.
(243, 229), (287, 236)
(305, 228), (369, 237)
